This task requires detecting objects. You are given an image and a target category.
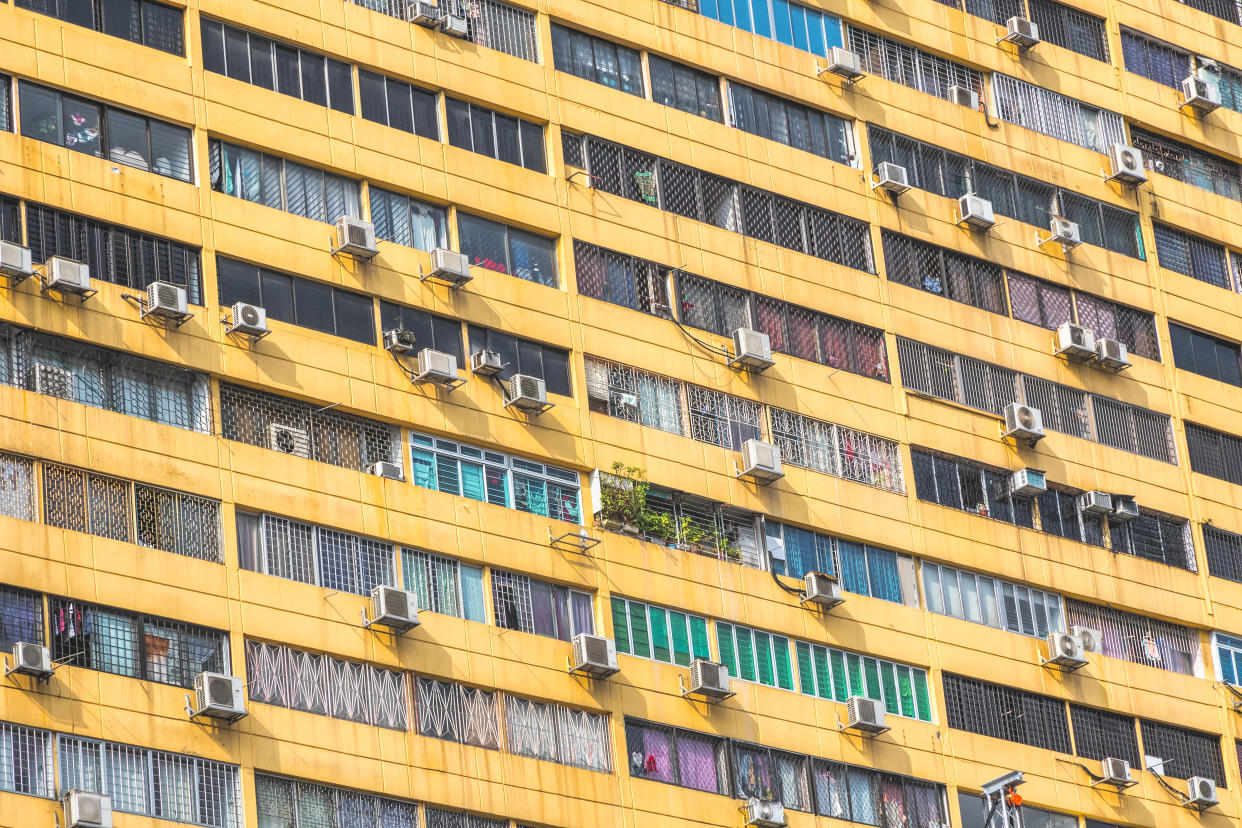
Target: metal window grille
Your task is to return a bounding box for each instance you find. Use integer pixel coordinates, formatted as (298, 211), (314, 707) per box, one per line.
(642, 486), (762, 567)
(847, 26), (984, 103)
(1065, 598), (1200, 676)
(426, 808), (508, 828)
(134, 484), (223, 562)
(962, 0), (1023, 21)
(942, 673), (1072, 753)
(685, 384), (763, 451)
(1132, 127), (1242, 201)
(1007, 271), (1072, 330)
(0, 451), (36, 521)
(402, 548), (463, 617)
(572, 240), (668, 314)
(43, 463), (131, 541)
(0, 721), (54, 798)
(502, 695), (611, 772)
(0, 584), (45, 652)
(1027, 0), (1109, 61)
(769, 408), (904, 492)
(1170, 0), (1242, 26)
(1074, 293), (1159, 361)
(1203, 525), (1242, 583)
(344, 0), (536, 61)
(1023, 375), (1088, 439)
(0, 194), (21, 242)
(991, 73), (1124, 153)
(57, 734), (242, 827)
(414, 677), (501, 749)
(0, 74), (10, 132)
(585, 357), (686, 435)
(1152, 223), (1237, 290)
(254, 773), (421, 827)
(881, 230), (1007, 315)
(489, 570), (535, 634)
(731, 742), (811, 811)
(1069, 704), (1141, 766)
(625, 719), (729, 794)
(219, 382), (399, 472)
(244, 639), (410, 730)
(1139, 719), (1227, 785)
(1122, 29), (1242, 112)
(1109, 512), (1196, 571)
(910, 450), (1034, 529)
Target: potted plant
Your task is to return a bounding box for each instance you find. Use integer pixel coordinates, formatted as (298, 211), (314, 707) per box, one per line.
(641, 510), (676, 546)
(598, 462), (648, 534)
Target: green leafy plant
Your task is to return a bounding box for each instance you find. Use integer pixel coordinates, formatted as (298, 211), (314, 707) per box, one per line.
(598, 462), (649, 529)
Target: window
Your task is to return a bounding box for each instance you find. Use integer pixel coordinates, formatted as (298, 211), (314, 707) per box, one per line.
(16, 0), (184, 54)
(0, 194), (19, 242)
(585, 357), (686, 435)
(1108, 511), (1196, 570)
(1204, 525), (1242, 583)
(425, 810), (509, 828)
(446, 99), (545, 172)
(467, 326), (570, 396)
(686, 384), (764, 451)
(1025, 0), (1109, 61)
(0, 721), (53, 798)
(1122, 28), (1242, 114)
(770, 409), (906, 491)
(0, 74), (11, 132)
(882, 230), (1008, 315)
(942, 673), (1072, 753)
(358, 69), (439, 138)
(1139, 720), (1226, 785)
(795, 640), (934, 721)
(715, 621), (793, 690)
(573, 240), (668, 315)
(625, 719), (729, 794)
(766, 524), (919, 609)
(415, 677), (502, 748)
(959, 794), (1078, 828)
(402, 548), (486, 622)
(1153, 222), (1240, 291)
(691, 0), (846, 60)
(1007, 271), (1072, 329)
(216, 257), (374, 343)
(610, 597), (710, 666)
(255, 775), (420, 827)
(219, 382), (400, 471)
(1036, 487), (1100, 546)
(442, 0), (539, 61)
(503, 694), (612, 771)
(379, 302), (462, 362)
(750, 294), (889, 379)
(457, 213), (557, 287)
(245, 639), (409, 729)
(647, 55), (722, 121)
(0, 585), (43, 652)
(729, 82), (854, 163)
(1074, 292), (1160, 361)
(766, 522), (836, 581)
(200, 20), (353, 113)
(237, 512), (394, 597)
(207, 139), (361, 222)
(409, 432), (582, 523)
(1132, 127), (1242, 201)
(490, 570), (592, 641)
(0, 451), (36, 522)
(1070, 704), (1141, 766)
(642, 485), (764, 567)
(24, 202), (203, 304)
(550, 25), (643, 97)
(1067, 599), (1202, 676)
(1214, 632), (1242, 686)
(369, 187), (448, 253)
(848, 26), (984, 105)
(921, 562), (1063, 638)
(911, 450), (1036, 529)
(992, 73), (1125, 153)
(19, 81), (191, 181)
(1171, 323), (1242, 387)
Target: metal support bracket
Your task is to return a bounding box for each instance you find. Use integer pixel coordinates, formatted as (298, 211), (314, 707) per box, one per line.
(549, 528), (600, 554)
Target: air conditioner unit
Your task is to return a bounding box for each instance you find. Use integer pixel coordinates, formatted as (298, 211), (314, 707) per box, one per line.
(803, 571), (844, 609)
(228, 302), (269, 338)
(826, 46), (864, 81)
(1186, 776), (1219, 808)
(1055, 322), (1097, 362)
(1009, 468), (1047, 496)
(0, 240), (33, 280)
(144, 281), (189, 320)
(422, 247), (472, 286)
(368, 460), (405, 481)
(1003, 403), (1044, 444)
(1182, 76), (1222, 114)
(369, 585), (420, 632)
(745, 797), (788, 827)
(406, 0), (442, 26)
(739, 439), (783, 483)
(731, 328), (775, 370)
(1108, 144), (1148, 185)
(267, 423), (310, 458)
(442, 12), (469, 36)
(1095, 338), (1130, 371)
(1047, 217), (1082, 250)
(333, 216), (378, 259)
(571, 632), (620, 678)
(383, 329), (417, 354)
(45, 256), (91, 293)
(414, 348), (461, 386)
(845, 695), (889, 734)
(28, 363), (75, 400)
(1071, 625), (1103, 655)
(1045, 631), (1088, 669)
(1004, 16), (1040, 48)
(9, 642), (54, 679)
(192, 672), (247, 721)
(688, 658), (733, 700)
(874, 161), (911, 195)
(1110, 495), (1139, 522)
(470, 349), (504, 376)
(1078, 490), (1112, 516)
(1101, 757), (1136, 787)
(63, 790), (112, 828)
(504, 374), (551, 414)
(958, 194), (996, 230)
(948, 85), (980, 110)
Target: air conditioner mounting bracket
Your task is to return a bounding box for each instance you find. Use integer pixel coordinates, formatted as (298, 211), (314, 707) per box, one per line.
(549, 528), (600, 554)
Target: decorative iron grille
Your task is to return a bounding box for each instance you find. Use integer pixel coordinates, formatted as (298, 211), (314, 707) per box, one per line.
(770, 408), (904, 492)
(0, 451), (36, 521)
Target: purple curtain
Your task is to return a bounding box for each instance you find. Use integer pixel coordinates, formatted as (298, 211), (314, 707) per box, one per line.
(677, 733), (722, 793)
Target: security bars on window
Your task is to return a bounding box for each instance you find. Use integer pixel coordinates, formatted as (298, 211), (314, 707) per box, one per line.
(769, 408), (904, 491)
(0, 451), (35, 521)
(946, 0), (1110, 61)
(254, 774), (420, 827)
(1131, 127), (1242, 201)
(402, 548), (486, 621)
(1168, 0), (1242, 27)
(991, 73), (1124, 153)
(1139, 719), (1227, 785)
(1069, 704), (1142, 767)
(642, 484), (763, 567)
(1121, 28), (1242, 114)
(1065, 599), (1202, 676)
(0, 721), (53, 798)
(244, 512), (395, 596)
(344, 0), (538, 62)
(943, 673), (1073, 753)
(1153, 223), (1242, 291)
(1203, 524), (1242, 584)
(847, 27), (984, 104)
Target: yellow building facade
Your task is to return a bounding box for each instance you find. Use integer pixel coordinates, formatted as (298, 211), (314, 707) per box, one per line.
(3, 0), (1242, 826)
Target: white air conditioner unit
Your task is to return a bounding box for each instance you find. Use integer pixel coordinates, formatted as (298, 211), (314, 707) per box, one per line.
(1186, 776), (1219, 809)
(688, 658), (733, 700)
(826, 46), (864, 81)
(1110, 495), (1139, 522)
(948, 85), (980, 110)
(1182, 76), (1222, 114)
(1004, 16), (1040, 49)
(1056, 322), (1097, 362)
(1108, 144), (1148, 185)
(63, 790), (112, 828)
(745, 797), (787, 827)
(731, 328), (775, 370)
(1009, 468), (1047, 496)
(228, 302), (269, 338)
(1046, 217), (1081, 250)
(571, 632), (620, 678)
(0, 240), (33, 280)
(369, 585), (420, 632)
(803, 571), (844, 609)
(1101, 757), (1136, 787)
(1078, 490), (1112, 516)
(414, 348), (461, 386)
(1003, 403), (1044, 444)
(845, 695), (889, 734)
(739, 439), (783, 483)
(1071, 625), (1103, 655)
(368, 460), (405, 481)
(504, 374), (551, 414)
(958, 194), (996, 230)
(267, 423), (310, 458)
(1095, 338), (1130, 372)
(144, 281), (190, 321)
(192, 672), (247, 721)
(422, 247), (472, 286)
(384, 329), (417, 354)
(9, 642), (54, 679)
(333, 216), (378, 259)
(471, 348), (504, 376)
(1045, 631), (1088, 669)
(29, 363), (75, 400)
(442, 12), (469, 36)
(874, 161), (911, 195)
(406, 0), (441, 26)
(45, 256), (91, 293)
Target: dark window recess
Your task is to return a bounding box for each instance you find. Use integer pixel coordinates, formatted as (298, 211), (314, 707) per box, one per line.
(1108, 512), (1196, 571)
(369, 187), (449, 252)
(467, 326), (570, 396)
(0, 584), (44, 651)
(1139, 720), (1226, 786)
(942, 673), (1072, 753)
(573, 240), (668, 315)
(648, 55), (722, 122)
(18, 81), (192, 181)
(357, 69), (438, 139)
(1037, 487), (1103, 546)
(445, 98), (545, 173)
(1170, 323), (1242, 387)
(1131, 126), (1242, 202)
(1204, 525), (1242, 583)
(457, 213), (557, 287)
(882, 230), (1007, 315)
(208, 139), (361, 223)
(1025, 0), (1109, 62)
(1121, 28), (1242, 115)
(1153, 222), (1239, 291)
(0, 195), (19, 243)
(729, 83), (854, 164)
(216, 257), (375, 343)
(1186, 423), (1242, 486)
(0, 73), (12, 132)
(16, 0), (184, 55)
(1069, 704), (1140, 766)
(910, 449), (1035, 528)
(550, 24), (644, 97)
(25, 202), (203, 304)
(379, 302), (463, 363)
